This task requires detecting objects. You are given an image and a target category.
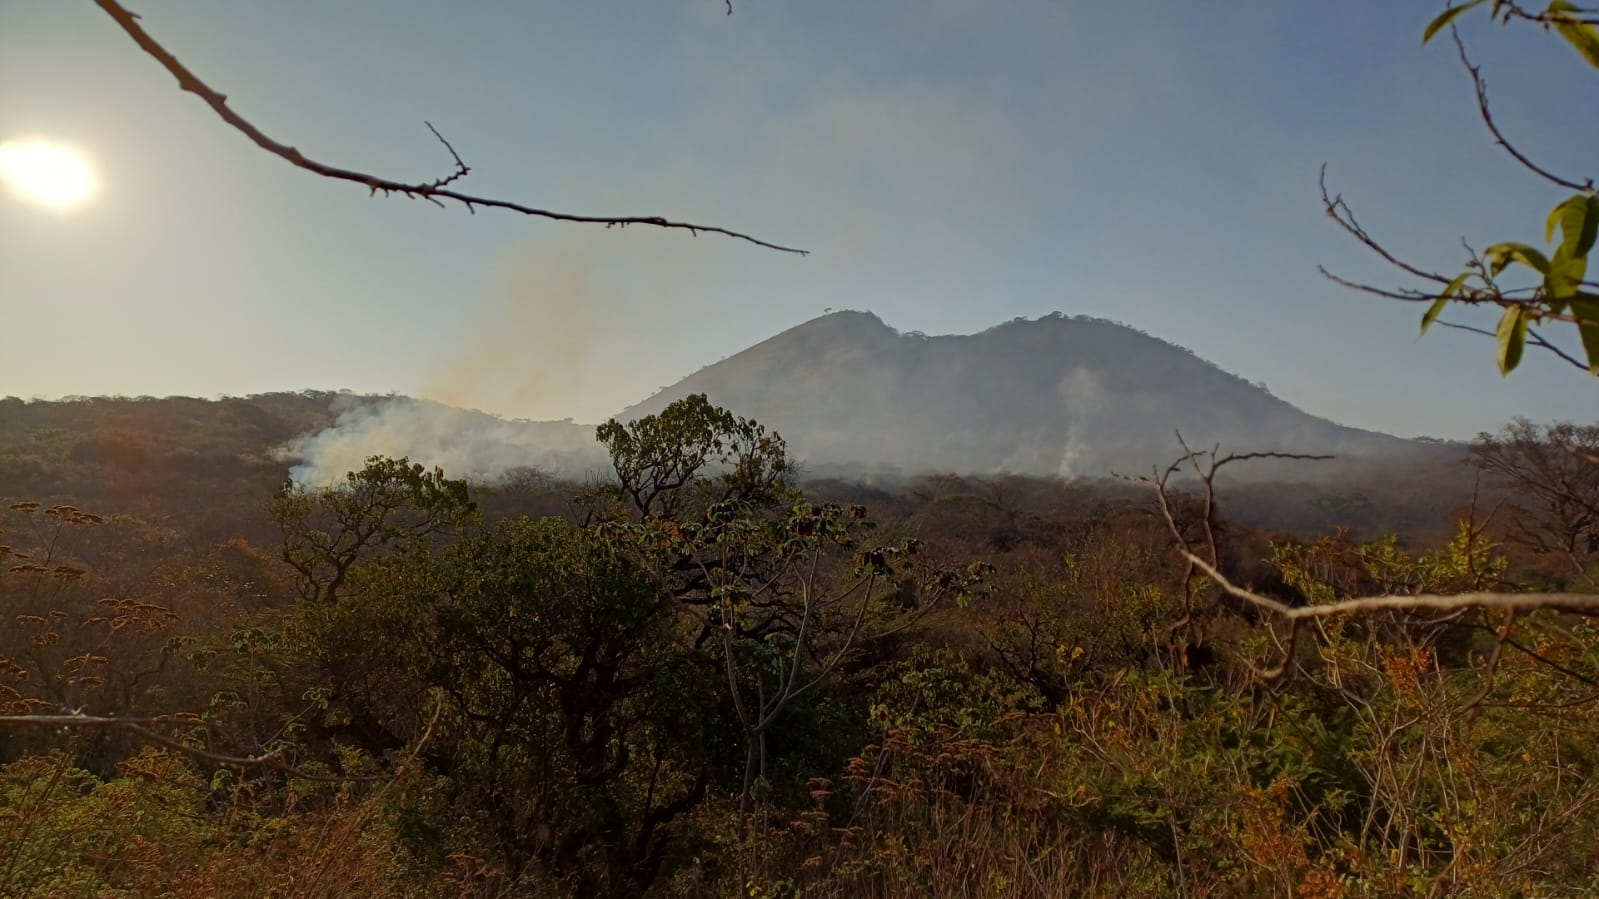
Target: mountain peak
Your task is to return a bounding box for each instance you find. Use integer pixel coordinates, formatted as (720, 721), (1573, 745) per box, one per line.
(619, 311), (1405, 479)
(772, 309), (896, 340)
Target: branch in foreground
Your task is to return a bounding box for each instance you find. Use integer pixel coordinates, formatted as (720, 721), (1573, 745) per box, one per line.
(1319, 165), (1452, 287)
(1182, 550), (1599, 620)
(1133, 439), (1333, 657)
(1499, 2), (1599, 28)
(93, 0), (808, 256)
(1452, 29), (1592, 192)
(1318, 250), (1599, 343)
(0, 713), (393, 782)
(1433, 318), (1590, 371)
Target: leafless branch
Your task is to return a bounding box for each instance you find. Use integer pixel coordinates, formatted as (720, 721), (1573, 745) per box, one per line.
(1132, 439), (1332, 669)
(1462, 610), (1516, 711)
(1498, 1), (1599, 27)
(0, 712), (393, 782)
(1452, 30), (1593, 192)
(1319, 259), (1599, 346)
(1561, 440), (1599, 466)
(1317, 268), (1440, 302)
(1461, 621), (1599, 689)
(1320, 165), (1454, 286)
(1143, 441), (1599, 689)
(1433, 318), (1591, 371)
(1182, 550), (1599, 620)
(92, 0), (808, 255)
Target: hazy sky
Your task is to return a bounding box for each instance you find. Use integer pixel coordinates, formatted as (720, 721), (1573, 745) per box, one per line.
(3, 1), (1597, 439)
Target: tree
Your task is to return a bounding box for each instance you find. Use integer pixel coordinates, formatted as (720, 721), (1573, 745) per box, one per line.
(1473, 418), (1599, 582)
(593, 395), (989, 817)
(271, 456), (477, 606)
(268, 456), (722, 894)
(269, 457), (478, 758)
(595, 394), (797, 522)
(395, 516), (722, 896)
(1325, 2), (1599, 375)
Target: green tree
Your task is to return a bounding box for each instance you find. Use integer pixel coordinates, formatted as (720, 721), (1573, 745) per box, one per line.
(595, 393), (796, 521)
(269, 457), (478, 758)
(595, 395), (988, 817)
(402, 516), (722, 896)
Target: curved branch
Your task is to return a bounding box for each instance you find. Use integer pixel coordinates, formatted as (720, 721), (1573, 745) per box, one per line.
(1320, 165), (1454, 286)
(0, 713), (394, 782)
(93, 0), (808, 256)
(1183, 550), (1599, 620)
(1433, 319), (1590, 371)
(1452, 30), (1593, 192)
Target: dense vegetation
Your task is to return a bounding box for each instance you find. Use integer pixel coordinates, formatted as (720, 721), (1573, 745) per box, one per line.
(2, 390), (1598, 897)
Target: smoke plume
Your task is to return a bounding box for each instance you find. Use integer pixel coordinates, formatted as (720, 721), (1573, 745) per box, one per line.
(276, 395), (606, 487)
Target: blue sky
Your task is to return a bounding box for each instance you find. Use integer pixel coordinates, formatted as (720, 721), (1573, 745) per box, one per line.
(2, 0), (1597, 438)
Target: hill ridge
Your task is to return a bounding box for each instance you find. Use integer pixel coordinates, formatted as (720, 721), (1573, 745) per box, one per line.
(617, 310), (1409, 478)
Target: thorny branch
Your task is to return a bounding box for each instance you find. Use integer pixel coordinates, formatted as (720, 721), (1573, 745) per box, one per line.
(92, 0), (808, 256)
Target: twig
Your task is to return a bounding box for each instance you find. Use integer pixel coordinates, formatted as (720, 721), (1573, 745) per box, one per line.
(1462, 610), (1517, 712)
(1498, 1), (1599, 28)
(1136, 441), (1332, 669)
(0, 713), (389, 782)
(1433, 319), (1591, 371)
(92, 0), (808, 255)
(1320, 165), (1454, 286)
(1452, 30), (1593, 192)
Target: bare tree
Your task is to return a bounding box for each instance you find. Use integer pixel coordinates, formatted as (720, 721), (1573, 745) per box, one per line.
(1474, 418), (1599, 579)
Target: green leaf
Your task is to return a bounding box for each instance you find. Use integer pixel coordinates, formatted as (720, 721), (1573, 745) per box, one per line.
(1423, 0), (1488, 44)
(1549, 1), (1599, 68)
(1581, 326), (1599, 376)
(1547, 193), (1599, 257)
(1485, 242), (1552, 275)
(1579, 195), (1599, 256)
(1571, 298), (1599, 374)
(1547, 199), (1566, 244)
(1496, 306), (1529, 375)
(1421, 296), (1451, 335)
(1422, 271), (1470, 334)
(1546, 247), (1589, 300)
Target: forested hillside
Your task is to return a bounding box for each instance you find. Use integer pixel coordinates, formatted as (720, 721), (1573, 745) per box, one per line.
(4, 391), (1597, 896)
(8, 1), (1599, 892)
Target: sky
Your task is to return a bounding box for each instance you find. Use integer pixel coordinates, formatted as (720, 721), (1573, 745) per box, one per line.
(2, 0), (1598, 440)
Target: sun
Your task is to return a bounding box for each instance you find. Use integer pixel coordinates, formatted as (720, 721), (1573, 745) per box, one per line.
(0, 138), (99, 211)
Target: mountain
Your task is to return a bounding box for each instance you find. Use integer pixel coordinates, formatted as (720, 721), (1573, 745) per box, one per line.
(617, 310), (1419, 479)
(0, 313), (1450, 506)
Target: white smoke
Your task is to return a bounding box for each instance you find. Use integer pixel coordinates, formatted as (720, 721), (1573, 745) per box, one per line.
(276, 396), (609, 487)
(1055, 366), (1104, 480)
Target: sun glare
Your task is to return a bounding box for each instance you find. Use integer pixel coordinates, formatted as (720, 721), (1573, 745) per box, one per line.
(0, 138), (99, 211)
